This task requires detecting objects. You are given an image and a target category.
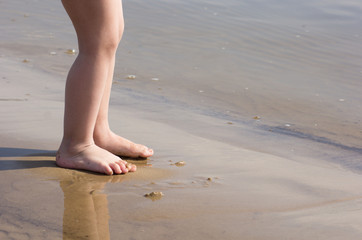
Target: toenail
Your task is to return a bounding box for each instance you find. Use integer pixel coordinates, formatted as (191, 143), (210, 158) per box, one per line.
(126, 163), (133, 170)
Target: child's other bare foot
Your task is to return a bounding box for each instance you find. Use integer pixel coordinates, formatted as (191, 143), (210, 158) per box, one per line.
(56, 143), (136, 175)
(94, 131), (154, 158)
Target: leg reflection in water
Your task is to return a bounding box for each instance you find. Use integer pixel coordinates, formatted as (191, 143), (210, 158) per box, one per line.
(60, 176), (115, 240)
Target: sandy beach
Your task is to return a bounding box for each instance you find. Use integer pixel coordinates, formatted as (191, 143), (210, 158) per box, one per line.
(1, 0), (362, 239)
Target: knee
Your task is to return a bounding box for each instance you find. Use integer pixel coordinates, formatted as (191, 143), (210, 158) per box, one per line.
(95, 24), (124, 55)
(105, 23), (124, 51)
(78, 24), (124, 56)
(80, 34), (119, 56)
(104, 22), (124, 53)
(102, 35), (120, 54)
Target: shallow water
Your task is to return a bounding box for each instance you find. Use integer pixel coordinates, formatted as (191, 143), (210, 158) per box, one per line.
(1, 0), (361, 162)
(116, 0), (362, 166)
(1, 1), (362, 239)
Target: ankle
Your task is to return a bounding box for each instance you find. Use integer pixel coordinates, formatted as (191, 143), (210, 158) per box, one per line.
(59, 138), (95, 156)
(94, 126), (112, 141)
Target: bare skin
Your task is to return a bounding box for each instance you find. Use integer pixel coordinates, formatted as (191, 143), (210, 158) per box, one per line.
(56, 0), (153, 175)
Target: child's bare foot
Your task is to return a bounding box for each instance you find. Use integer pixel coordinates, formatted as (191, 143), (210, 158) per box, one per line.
(56, 143), (136, 175)
(94, 131), (154, 158)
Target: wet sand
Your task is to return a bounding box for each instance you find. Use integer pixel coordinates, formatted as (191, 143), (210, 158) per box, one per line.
(1, 0), (362, 239)
(2, 59), (362, 239)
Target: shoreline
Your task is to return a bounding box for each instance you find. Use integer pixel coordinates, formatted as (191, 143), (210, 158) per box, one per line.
(1, 0), (362, 239)
(2, 56), (362, 239)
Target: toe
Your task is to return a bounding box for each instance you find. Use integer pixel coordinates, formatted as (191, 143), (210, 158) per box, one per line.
(110, 162), (122, 174)
(129, 163), (137, 172)
(104, 165), (114, 175)
(117, 161), (129, 173)
(141, 146), (154, 158)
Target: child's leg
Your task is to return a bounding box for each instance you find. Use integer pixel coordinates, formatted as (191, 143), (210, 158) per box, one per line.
(94, 58), (154, 158)
(56, 0), (135, 175)
(93, 1), (153, 158)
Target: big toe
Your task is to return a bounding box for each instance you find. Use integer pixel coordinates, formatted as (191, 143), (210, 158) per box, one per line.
(140, 146), (153, 158)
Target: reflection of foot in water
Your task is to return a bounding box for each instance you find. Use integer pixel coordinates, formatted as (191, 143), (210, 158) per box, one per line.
(56, 144), (136, 175)
(60, 176), (114, 240)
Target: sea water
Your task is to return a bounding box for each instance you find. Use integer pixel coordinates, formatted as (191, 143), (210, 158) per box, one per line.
(1, 0), (361, 168)
(115, 0), (362, 167)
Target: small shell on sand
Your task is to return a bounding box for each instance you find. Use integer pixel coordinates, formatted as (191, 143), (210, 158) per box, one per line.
(253, 116), (261, 120)
(144, 191), (164, 201)
(174, 161), (186, 167)
(65, 49), (77, 55)
(207, 177), (212, 181)
(49, 51), (57, 55)
(22, 59), (30, 63)
(127, 75), (136, 79)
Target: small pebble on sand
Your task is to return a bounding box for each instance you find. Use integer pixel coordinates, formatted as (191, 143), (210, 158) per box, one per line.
(151, 77), (159, 81)
(144, 191), (164, 200)
(253, 116), (261, 120)
(65, 49), (77, 55)
(174, 161), (186, 167)
(127, 75), (136, 79)
(22, 59), (30, 63)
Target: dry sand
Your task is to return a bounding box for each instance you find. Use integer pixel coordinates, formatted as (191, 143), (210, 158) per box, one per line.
(1, 0), (362, 239)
